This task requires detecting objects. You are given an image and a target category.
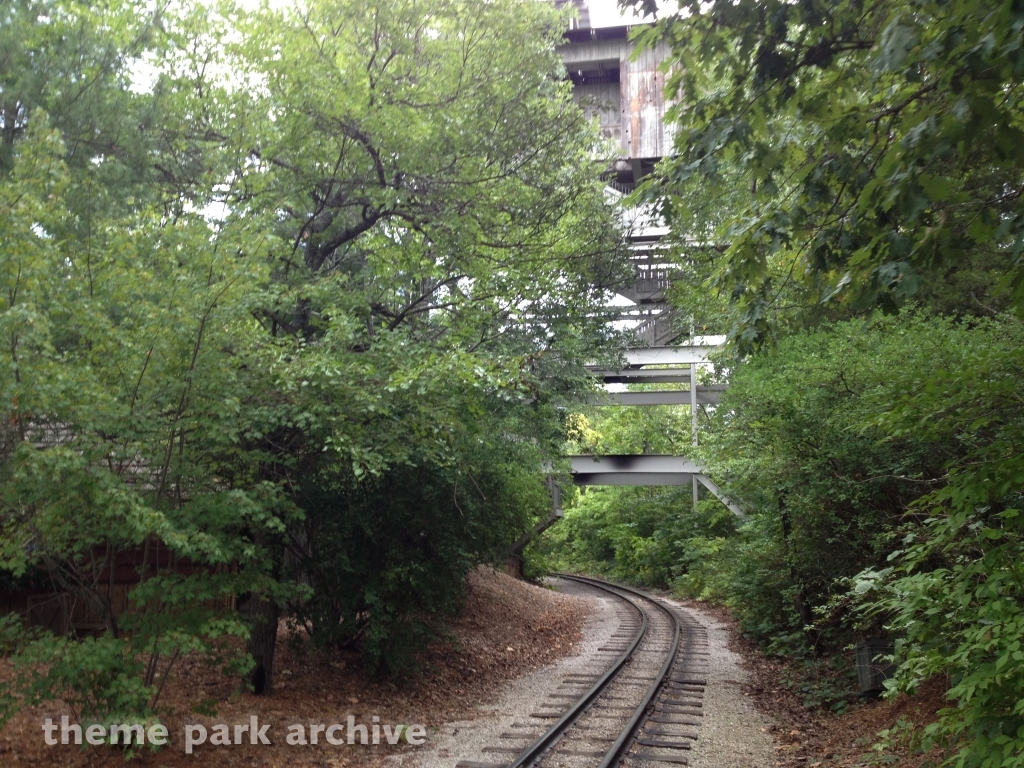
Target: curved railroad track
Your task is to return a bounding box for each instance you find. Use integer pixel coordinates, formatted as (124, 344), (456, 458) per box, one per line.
(456, 575), (709, 768)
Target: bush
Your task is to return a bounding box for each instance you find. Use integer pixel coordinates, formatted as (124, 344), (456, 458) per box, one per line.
(697, 310), (1024, 762)
(537, 486), (736, 590)
(697, 312), (975, 648)
(853, 317), (1024, 767)
(287, 444), (548, 674)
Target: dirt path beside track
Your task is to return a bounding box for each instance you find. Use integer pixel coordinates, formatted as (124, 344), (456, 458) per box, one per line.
(394, 579), (775, 768)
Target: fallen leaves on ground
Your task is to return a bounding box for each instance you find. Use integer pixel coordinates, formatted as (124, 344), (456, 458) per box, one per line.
(0, 567), (589, 768)
(674, 599), (950, 768)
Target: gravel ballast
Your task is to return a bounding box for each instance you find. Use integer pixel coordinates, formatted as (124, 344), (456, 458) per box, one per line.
(662, 597), (776, 768)
(395, 579), (624, 768)
(394, 579), (776, 768)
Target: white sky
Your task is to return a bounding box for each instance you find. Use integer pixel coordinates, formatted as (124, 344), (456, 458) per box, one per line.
(221, 0), (670, 26)
(584, 0), (672, 27)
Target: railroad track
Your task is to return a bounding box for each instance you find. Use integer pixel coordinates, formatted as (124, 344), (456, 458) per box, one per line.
(456, 575), (709, 768)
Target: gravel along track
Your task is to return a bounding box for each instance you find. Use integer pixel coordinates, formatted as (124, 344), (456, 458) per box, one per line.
(396, 577), (774, 768)
(454, 576), (710, 768)
(403, 579), (634, 768)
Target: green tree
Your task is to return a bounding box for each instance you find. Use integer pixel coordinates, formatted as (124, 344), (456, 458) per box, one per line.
(856, 321), (1024, 768)
(629, 0), (1024, 349)
(1, 0), (630, 715)
(682, 311), (1024, 763)
(695, 313), (961, 646)
(0, 112), (291, 727)
(213, 0), (627, 689)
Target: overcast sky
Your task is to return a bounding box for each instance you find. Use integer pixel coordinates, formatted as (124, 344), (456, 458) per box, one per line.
(225, 0), (668, 26)
(584, 0), (668, 27)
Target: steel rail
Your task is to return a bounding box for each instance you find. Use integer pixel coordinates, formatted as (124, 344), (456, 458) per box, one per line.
(568, 577), (682, 768)
(505, 576), (649, 768)
(508, 574), (682, 768)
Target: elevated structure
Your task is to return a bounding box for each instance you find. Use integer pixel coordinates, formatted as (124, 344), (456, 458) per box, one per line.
(556, 2), (674, 191)
(579, 344), (742, 517)
(586, 346), (724, 422)
(510, 4), (738, 572)
(552, 5), (743, 514)
(556, 3), (684, 347)
(567, 455), (741, 516)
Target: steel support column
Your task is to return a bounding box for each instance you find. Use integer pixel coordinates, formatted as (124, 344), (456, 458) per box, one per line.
(690, 362), (699, 510)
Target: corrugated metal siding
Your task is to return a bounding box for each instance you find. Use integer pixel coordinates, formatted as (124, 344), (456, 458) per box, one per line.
(559, 34), (671, 162)
(623, 42), (669, 159)
(575, 80), (622, 145)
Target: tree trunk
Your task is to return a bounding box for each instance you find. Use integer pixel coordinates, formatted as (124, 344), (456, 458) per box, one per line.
(245, 593), (279, 695)
(779, 493), (819, 650)
(243, 484), (288, 696)
(792, 587), (814, 629)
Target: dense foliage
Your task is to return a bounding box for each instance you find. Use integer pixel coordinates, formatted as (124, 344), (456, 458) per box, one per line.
(0, 0), (628, 727)
(548, 311), (1024, 759)
(290, 424), (553, 673)
(700, 312), (1024, 765)
(560, 1), (1024, 764)
(630, 0), (1024, 349)
(536, 486), (735, 591)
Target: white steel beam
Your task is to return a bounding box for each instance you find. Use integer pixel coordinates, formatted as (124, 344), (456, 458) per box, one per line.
(575, 472), (695, 486)
(568, 454), (701, 486)
(568, 455), (702, 474)
(689, 363), (699, 443)
(585, 347), (714, 369)
(585, 390), (722, 406)
(593, 369), (692, 383)
(560, 456), (744, 515)
(620, 346), (716, 366)
(695, 474), (743, 517)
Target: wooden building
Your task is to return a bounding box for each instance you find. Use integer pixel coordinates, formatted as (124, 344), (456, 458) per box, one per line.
(556, 0), (674, 189)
